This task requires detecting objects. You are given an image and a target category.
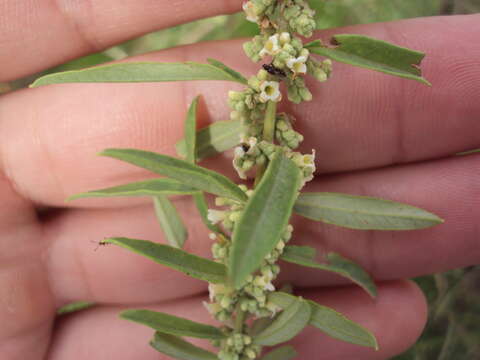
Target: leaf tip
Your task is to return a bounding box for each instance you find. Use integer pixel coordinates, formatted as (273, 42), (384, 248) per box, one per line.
(64, 194), (79, 202)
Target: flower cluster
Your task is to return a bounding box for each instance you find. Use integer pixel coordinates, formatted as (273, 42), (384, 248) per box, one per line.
(242, 0), (331, 104)
(242, 0), (316, 37)
(206, 225), (293, 324)
(207, 185), (252, 234)
(275, 113), (304, 150)
(217, 333), (261, 360)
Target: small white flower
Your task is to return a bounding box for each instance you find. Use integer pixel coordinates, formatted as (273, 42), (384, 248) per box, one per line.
(259, 34), (281, 57)
(302, 149), (316, 170)
(259, 81), (282, 103)
(279, 32), (291, 45)
(287, 55), (308, 75)
(207, 209), (226, 224)
(264, 282), (275, 292)
(208, 283), (216, 301)
(242, 1), (259, 23)
(208, 233), (217, 241)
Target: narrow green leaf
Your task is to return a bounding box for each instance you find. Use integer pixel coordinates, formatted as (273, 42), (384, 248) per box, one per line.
(254, 296), (311, 346)
(229, 151), (301, 288)
(57, 301), (95, 315)
(67, 178), (198, 201)
(150, 332), (218, 360)
(308, 300), (379, 350)
(268, 292), (378, 350)
(260, 345), (297, 360)
(100, 148), (248, 202)
(105, 237), (226, 283)
(207, 58), (248, 85)
(185, 96), (199, 164)
(30, 62), (248, 87)
(294, 192), (443, 230)
(250, 317), (275, 337)
(326, 252), (377, 297)
(153, 196), (187, 249)
(176, 119), (242, 161)
(281, 246), (377, 298)
(121, 309), (225, 339)
(193, 192), (222, 233)
(305, 34), (430, 84)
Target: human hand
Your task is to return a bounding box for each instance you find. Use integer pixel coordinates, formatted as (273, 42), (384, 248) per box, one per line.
(1, 2), (479, 359)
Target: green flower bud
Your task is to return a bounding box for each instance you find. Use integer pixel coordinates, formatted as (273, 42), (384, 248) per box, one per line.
(299, 86), (312, 101)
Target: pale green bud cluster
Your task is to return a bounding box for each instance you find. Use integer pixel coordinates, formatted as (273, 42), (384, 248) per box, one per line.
(218, 333), (261, 360)
(243, 35), (265, 63)
(283, 0), (316, 37)
(205, 283), (238, 322)
(287, 76), (312, 104)
(242, 0), (315, 37)
(229, 87), (266, 133)
(307, 57), (333, 82)
(257, 141), (316, 188)
(207, 224), (292, 327)
(208, 185), (253, 233)
(275, 114), (304, 149)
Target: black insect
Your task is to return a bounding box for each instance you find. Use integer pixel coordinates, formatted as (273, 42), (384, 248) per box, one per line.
(262, 63), (286, 77)
(91, 239), (111, 251)
(241, 144), (250, 152)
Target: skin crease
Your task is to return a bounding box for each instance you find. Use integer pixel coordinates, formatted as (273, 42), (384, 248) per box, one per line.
(0, 1), (479, 358)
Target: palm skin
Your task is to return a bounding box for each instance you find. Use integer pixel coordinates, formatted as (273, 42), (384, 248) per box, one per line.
(0, 2), (479, 359)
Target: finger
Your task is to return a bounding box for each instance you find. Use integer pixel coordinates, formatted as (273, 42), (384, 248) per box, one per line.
(0, 0), (240, 81)
(0, 174), (55, 359)
(1, 15), (480, 207)
(44, 154), (480, 304)
(46, 281), (426, 360)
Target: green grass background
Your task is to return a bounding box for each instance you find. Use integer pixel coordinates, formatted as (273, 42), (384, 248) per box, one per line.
(7, 1), (480, 359)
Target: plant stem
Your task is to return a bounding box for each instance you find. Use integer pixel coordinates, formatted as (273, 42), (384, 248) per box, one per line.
(234, 305), (246, 333)
(262, 100), (277, 143)
(254, 100), (277, 186)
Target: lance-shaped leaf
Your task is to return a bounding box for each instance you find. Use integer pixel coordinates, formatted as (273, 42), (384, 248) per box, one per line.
(260, 346), (297, 360)
(105, 237), (226, 283)
(121, 309), (225, 339)
(229, 151), (301, 288)
(30, 62), (248, 87)
(309, 300), (378, 350)
(57, 301), (95, 315)
(281, 246), (377, 298)
(207, 58), (248, 85)
(193, 192), (222, 233)
(99, 149), (247, 202)
(268, 292), (378, 350)
(67, 178), (198, 201)
(176, 119), (242, 161)
(153, 196), (187, 249)
(184, 96), (199, 164)
(294, 192), (443, 230)
(254, 296), (311, 346)
(150, 332), (218, 360)
(305, 34), (430, 84)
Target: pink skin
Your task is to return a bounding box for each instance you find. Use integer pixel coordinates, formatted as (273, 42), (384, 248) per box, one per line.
(0, 2), (479, 359)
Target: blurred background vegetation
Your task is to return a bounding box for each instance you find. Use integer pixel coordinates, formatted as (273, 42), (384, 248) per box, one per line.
(6, 1), (480, 359)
